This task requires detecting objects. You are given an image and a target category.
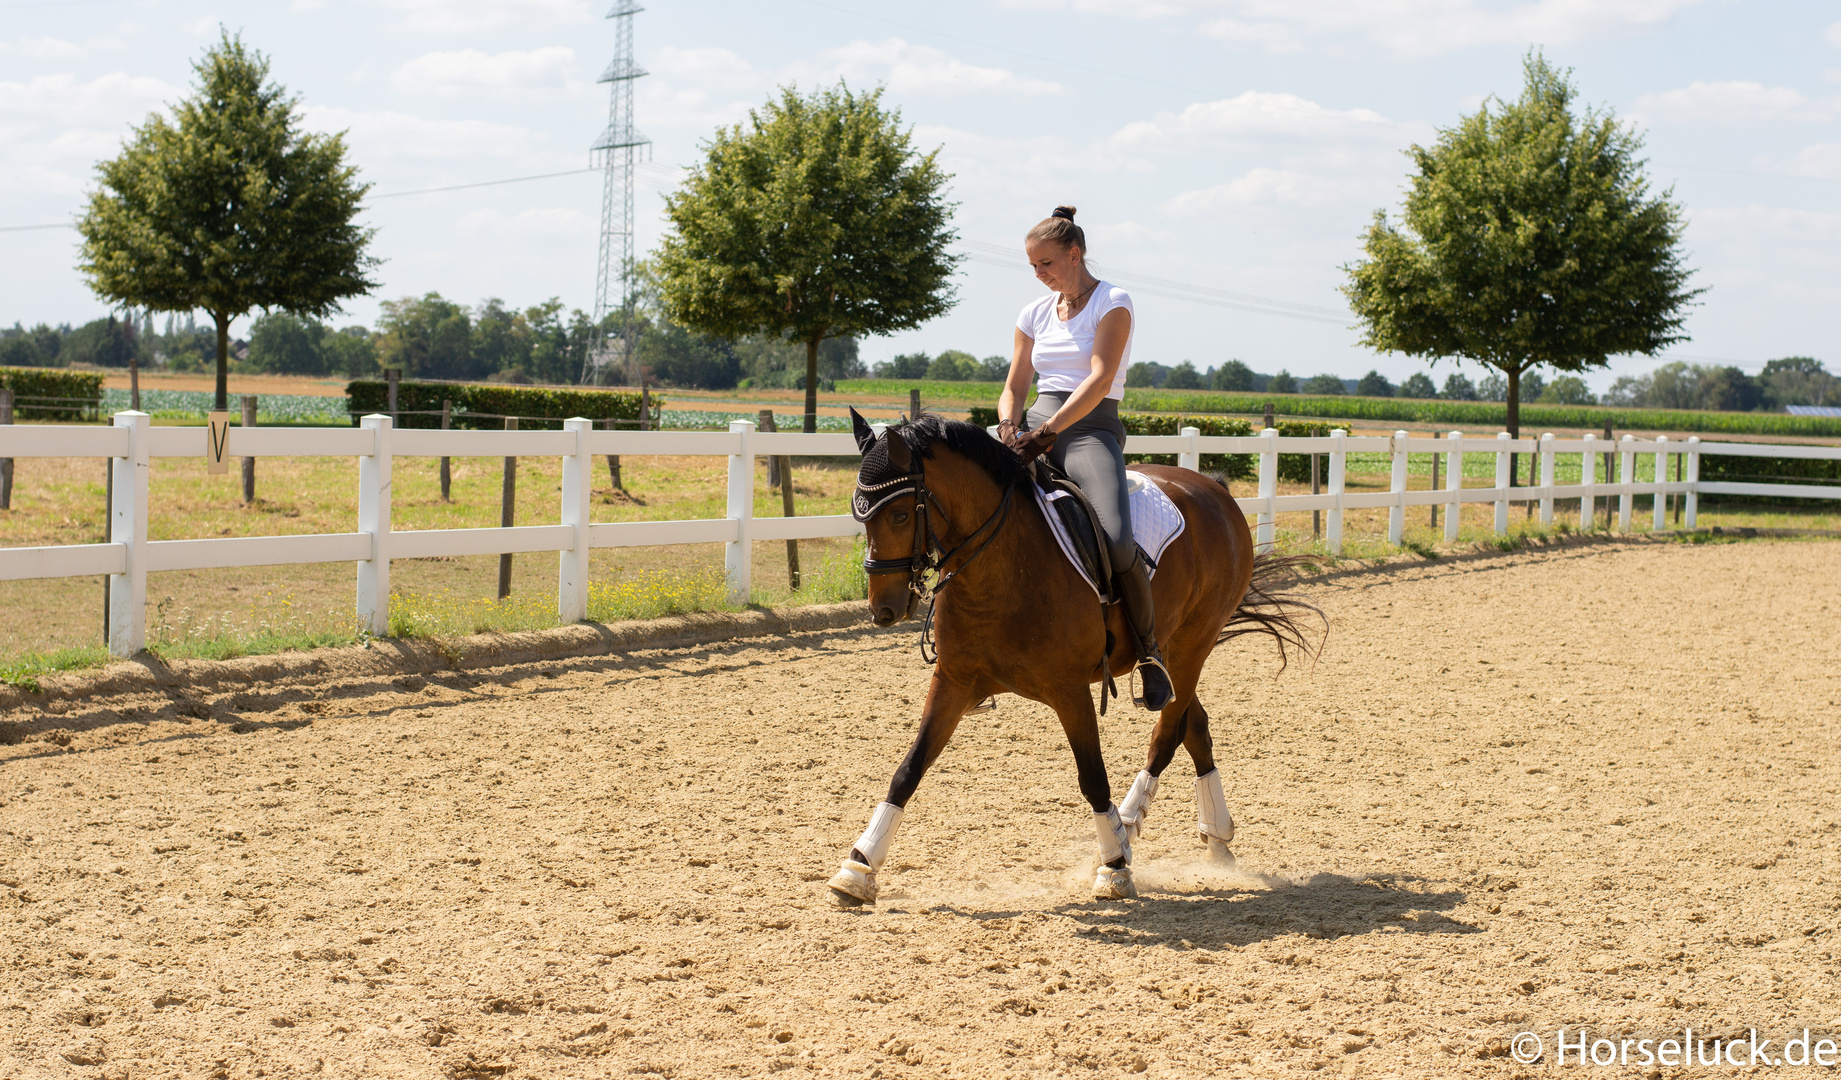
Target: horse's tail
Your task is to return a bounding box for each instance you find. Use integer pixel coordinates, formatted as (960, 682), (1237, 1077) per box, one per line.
(1217, 551), (1328, 673)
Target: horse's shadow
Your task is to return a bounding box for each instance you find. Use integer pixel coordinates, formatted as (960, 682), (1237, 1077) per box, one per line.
(918, 869), (1479, 951)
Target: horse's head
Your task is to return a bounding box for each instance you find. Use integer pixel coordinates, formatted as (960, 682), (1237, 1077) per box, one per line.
(851, 408), (928, 626)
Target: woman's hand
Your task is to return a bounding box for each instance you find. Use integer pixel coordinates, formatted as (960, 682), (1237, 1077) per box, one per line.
(1010, 425), (1057, 465)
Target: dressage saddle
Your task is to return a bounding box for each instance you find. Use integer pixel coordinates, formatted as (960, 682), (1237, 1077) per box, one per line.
(1031, 456), (1129, 605)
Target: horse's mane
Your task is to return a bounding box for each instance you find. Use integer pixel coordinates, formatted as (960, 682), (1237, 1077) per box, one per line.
(894, 413), (1031, 492)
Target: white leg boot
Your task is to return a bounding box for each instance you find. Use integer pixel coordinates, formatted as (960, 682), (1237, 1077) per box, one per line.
(1195, 769), (1235, 863)
(1117, 770), (1160, 841)
(828, 802), (903, 905)
(1091, 804), (1137, 900)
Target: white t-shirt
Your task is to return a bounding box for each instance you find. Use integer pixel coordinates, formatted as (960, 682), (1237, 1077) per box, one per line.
(1015, 282), (1134, 399)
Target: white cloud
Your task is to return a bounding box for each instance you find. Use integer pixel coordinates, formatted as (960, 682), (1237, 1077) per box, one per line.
(1021, 0), (1706, 59)
(1166, 167), (1374, 213)
(1633, 81), (1835, 125)
(381, 0), (591, 34)
(1826, 21), (1841, 46)
(1783, 142), (1841, 180)
(0, 71), (176, 128)
(800, 39), (1066, 98)
(299, 105), (554, 162)
(1, 38), (86, 60)
(391, 47), (581, 100)
(457, 206), (592, 240)
(650, 47), (759, 92)
(1114, 91), (1401, 146)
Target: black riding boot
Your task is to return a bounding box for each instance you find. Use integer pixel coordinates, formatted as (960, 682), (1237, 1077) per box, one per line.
(1113, 552), (1174, 712)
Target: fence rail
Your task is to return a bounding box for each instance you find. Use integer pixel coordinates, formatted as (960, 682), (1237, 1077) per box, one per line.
(3, 413), (1839, 658)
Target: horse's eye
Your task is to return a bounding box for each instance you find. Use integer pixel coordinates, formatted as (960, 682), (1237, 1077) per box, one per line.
(892, 512), (910, 525)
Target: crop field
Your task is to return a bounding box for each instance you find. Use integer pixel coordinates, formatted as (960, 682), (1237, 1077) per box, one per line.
(1, 538), (1836, 1077)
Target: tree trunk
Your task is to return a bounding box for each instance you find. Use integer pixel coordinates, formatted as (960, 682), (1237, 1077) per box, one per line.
(213, 310), (232, 413)
(1505, 365), (1522, 496)
(803, 336), (821, 434)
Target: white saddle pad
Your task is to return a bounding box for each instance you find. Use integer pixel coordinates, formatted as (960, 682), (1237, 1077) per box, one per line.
(1035, 471), (1186, 599)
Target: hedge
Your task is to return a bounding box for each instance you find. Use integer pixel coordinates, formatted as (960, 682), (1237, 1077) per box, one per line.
(1698, 450), (1841, 506)
(346, 380), (661, 430)
(0, 368), (104, 421)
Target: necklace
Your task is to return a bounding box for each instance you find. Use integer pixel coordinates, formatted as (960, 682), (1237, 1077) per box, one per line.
(1059, 277), (1098, 316)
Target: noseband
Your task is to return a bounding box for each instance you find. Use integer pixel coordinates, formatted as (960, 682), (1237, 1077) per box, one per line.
(854, 436), (1014, 657)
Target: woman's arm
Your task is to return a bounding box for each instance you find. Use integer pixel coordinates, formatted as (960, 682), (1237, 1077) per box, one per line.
(1042, 306), (1131, 433)
(998, 326), (1036, 426)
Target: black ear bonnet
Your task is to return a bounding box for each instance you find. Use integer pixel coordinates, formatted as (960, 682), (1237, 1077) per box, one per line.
(851, 426), (920, 522)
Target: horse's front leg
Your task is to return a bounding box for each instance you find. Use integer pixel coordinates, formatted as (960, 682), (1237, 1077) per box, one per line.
(827, 671), (984, 907)
(1118, 696), (1192, 842)
(1047, 689), (1136, 900)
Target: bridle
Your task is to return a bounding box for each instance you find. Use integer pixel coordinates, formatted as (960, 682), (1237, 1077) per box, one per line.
(853, 431), (1015, 661)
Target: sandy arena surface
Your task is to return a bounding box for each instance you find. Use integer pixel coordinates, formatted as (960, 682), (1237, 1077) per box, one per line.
(2, 538), (1839, 1079)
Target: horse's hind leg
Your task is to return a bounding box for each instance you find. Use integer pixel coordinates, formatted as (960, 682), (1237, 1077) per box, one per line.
(1118, 698), (1193, 841)
(1181, 701), (1236, 864)
(827, 672), (982, 907)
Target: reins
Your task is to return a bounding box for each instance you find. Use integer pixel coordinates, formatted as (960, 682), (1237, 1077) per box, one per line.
(857, 438), (1016, 664)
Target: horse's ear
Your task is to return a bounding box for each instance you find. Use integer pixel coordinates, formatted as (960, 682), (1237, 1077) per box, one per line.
(886, 425), (912, 471)
(850, 408), (874, 454)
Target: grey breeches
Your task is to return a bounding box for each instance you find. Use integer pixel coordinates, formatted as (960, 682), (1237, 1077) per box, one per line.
(1028, 393), (1136, 571)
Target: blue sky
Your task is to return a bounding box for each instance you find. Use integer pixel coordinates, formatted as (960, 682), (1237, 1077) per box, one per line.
(2, 0), (1837, 392)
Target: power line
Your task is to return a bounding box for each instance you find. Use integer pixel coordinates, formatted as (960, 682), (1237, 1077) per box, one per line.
(0, 223), (69, 232)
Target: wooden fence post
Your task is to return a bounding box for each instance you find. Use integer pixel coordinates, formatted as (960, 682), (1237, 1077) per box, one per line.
(387, 368), (401, 427)
(910, 388), (921, 421)
(499, 416), (518, 600)
(602, 417), (622, 490)
(0, 387), (13, 511)
(760, 409), (779, 489)
(1429, 433), (1440, 530)
(439, 398), (452, 501)
(759, 410), (800, 589)
(639, 386), (650, 431)
(241, 395), (257, 505)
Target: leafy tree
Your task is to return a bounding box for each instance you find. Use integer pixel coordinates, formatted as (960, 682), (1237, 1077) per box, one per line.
(1165, 361), (1203, 390)
(875, 352), (931, 380)
(1479, 372), (1507, 401)
(1125, 361), (1168, 388)
(375, 294), (473, 381)
(1302, 373), (1346, 395)
(1538, 374), (1595, 405)
(1399, 372), (1437, 399)
(1356, 370), (1394, 397)
(655, 83), (959, 431)
(1343, 52), (1700, 440)
(77, 32), (377, 410)
(321, 326), (377, 378)
(1267, 369), (1298, 394)
(640, 319), (741, 389)
(928, 349), (979, 381)
(246, 312), (328, 374)
(1441, 373), (1478, 400)
(1759, 357), (1837, 409)
(976, 355), (1008, 382)
(1212, 359), (1256, 392)
(63, 316), (146, 368)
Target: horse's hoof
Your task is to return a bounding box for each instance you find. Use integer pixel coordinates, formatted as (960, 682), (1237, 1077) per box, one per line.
(1204, 837), (1235, 867)
(1093, 865), (1137, 900)
(827, 860), (877, 906)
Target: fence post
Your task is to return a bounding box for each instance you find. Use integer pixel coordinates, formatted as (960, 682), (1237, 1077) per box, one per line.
(909, 388), (921, 420)
(1539, 433), (1555, 528)
(1444, 431), (1463, 543)
(640, 385), (651, 431)
(386, 368), (400, 426)
(725, 419), (756, 606)
(1178, 425), (1200, 473)
(107, 411), (149, 657)
(1386, 429), (1407, 546)
(356, 414), (393, 637)
(1492, 432), (1510, 535)
(1580, 433), (1597, 530)
(1256, 426), (1277, 549)
(759, 410), (800, 589)
(760, 409), (780, 489)
(240, 394), (258, 505)
(499, 417), (518, 600)
(1685, 436), (1700, 529)
(1310, 448), (1321, 539)
(0, 387), (13, 510)
(1618, 434), (1635, 532)
(1328, 428), (1346, 555)
(1602, 424), (1615, 529)
(1429, 433), (1440, 530)
(439, 399), (452, 502)
(601, 416), (622, 490)
(1675, 447), (1685, 526)
(559, 417), (592, 624)
(1653, 436), (1670, 532)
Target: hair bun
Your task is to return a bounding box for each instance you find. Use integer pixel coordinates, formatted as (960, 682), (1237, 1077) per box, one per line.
(1051, 205), (1077, 221)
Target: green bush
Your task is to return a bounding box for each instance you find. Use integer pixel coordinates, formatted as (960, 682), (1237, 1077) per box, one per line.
(346, 380), (661, 430)
(0, 367), (105, 421)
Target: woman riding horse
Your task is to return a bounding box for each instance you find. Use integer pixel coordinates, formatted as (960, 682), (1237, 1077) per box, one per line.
(1000, 206), (1174, 714)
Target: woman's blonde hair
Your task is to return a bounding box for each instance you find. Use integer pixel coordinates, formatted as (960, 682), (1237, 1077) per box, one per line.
(1026, 205), (1086, 260)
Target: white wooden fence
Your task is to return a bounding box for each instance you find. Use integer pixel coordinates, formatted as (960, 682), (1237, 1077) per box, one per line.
(2, 413), (1838, 658)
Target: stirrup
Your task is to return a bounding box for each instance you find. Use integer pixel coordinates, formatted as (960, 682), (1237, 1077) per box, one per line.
(1133, 655), (1174, 712)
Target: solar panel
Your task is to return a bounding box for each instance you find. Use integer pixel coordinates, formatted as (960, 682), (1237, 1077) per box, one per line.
(1785, 405), (1841, 418)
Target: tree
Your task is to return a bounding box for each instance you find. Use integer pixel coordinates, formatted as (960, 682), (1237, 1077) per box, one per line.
(375, 294), (473, 380)
(1399, 372), (1437, 399)
(1125, 361), (1168, 388)
(1356, 370), (1394, 397)
(1442, 373), (1478, 400)
(975, 355), (1008, 382)
(246, 312), (328, 374)
(655, 83), (959, 431)
(1538, 374), (1594, 405)
(1343, 52), (1700, 441)
(1479, 372), (1507, 401)
(1268, 369), (1298, 394)
(876, 353), (931, 380)
(1302, 373), (1346, 395)
(928, 349), (979, 381)
(1213, 359), (1255, 392)
(1165, 361), (1203, 390)
(77, 32), (377, 411)
(1759, 357), (1837, 409)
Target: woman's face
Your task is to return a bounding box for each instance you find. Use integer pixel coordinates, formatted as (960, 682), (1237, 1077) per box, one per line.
(1026, 239), (1084, 294)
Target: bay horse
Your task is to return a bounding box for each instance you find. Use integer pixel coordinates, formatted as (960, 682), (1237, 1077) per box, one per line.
(830, 410), (1322, 904)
